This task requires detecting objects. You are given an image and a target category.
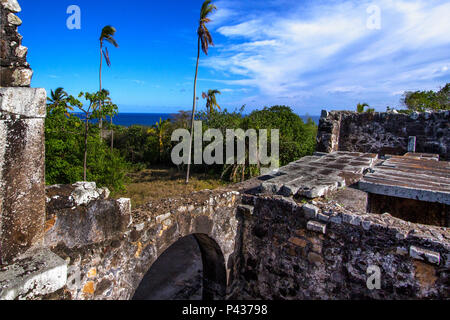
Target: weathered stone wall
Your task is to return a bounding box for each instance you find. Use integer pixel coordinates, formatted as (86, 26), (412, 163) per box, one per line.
(41, 184), (241, 300)
(233, 193), (449, 299)
(317, 111), (450, 160)
(0, 87), (46, 264)
(0, 0), (42, 265)
(0, 0), (32, 87)
(1, 0), (448, 301)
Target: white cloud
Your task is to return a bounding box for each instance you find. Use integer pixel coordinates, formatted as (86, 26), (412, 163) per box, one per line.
(132, 80), (146, 85)
(203, 0), (450, 112)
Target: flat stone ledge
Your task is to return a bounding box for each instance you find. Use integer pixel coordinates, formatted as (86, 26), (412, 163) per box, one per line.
(261, 152), (377, 199)
(0, 88), (46, 118)
(0, 248), (67, 300)
(359, 180), (450, 205)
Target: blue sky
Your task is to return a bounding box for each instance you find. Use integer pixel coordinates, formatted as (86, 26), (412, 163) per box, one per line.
(18, 0), (450, 114)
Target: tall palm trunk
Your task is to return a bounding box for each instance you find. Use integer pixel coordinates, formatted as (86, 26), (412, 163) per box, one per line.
(110, 116), (114, 152)
(186, 37), (201, 184)
(83, 114), (89, 181)
(99, 42), (103, 134)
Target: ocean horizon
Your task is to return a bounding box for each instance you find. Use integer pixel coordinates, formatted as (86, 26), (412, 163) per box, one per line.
(80, 113), (321, 127)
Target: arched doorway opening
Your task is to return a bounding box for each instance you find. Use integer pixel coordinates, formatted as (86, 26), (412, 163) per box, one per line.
(132, 234), (227, 300)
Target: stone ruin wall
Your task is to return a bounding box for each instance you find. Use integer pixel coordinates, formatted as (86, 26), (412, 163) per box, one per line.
(317, 110), (450, 160)
(233, 192), (449, 300)
(0, 0), (448, 300)
(0, 0), (46, 265)
(6, 180), (448, 300)
(0, 0), (32, 87)
(40, 183), (241, 300)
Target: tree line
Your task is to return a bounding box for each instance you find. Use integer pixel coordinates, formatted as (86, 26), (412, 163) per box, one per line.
(355, 83), (449, 113)
(45, 96), (318, 191)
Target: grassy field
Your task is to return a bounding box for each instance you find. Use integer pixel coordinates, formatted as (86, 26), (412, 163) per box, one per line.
(113, 167), (229, 208)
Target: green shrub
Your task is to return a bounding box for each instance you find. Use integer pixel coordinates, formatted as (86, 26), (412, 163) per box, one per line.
(45, 91), (129, 191)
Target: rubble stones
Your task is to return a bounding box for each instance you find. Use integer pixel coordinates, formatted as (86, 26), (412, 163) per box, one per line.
(0, 0), (32, 87)
(1, 0), (21, 13)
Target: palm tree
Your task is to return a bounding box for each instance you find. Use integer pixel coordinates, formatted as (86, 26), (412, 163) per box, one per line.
(356, 102), (369, 113)
(186, 0), (217, 184)
(153, 117), (170, 162)
(99, 25), (119, 148)
(202, 89), (221, 114)
(47, 88), (72, 116)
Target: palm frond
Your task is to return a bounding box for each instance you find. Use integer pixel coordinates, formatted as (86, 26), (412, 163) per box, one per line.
(200, 0), (212, 18)
(104, 36), (119, 48)
(198, 1), (216, 55)
(100, 26), (116, 39)
(103, 48), (111, 67)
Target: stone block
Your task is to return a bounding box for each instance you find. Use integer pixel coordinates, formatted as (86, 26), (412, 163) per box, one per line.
(0, 248), (67, 300)
(330, 215), (342, 225)
(1, 0), (22, 13)
(44, 184), (132, 248)
(156, 212), (171, 224)
(0, 88), (46, 118)
(307, 221), (326, 234)
(317, 212), (330, 222)
(1, 106), (45, 263)
(71, 182), (101, 206)
(303, 203), (319, 219)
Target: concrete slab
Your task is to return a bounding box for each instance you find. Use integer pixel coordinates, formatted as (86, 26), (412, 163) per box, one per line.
(359, 155), (450, 205)
(261, 152), (377, 199)
(0, 248), (67, 300)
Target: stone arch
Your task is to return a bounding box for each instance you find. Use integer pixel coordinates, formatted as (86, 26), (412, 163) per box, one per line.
(131, 233), (227, 300)
(193, 233), (227, 300)
(44, 189), (241, 300)
(122, 191), (241, 301)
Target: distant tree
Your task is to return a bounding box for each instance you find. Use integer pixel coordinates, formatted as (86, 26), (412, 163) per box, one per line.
(47, 87), (72, 116)
(74, 90), (114, 180)
(172, 110), (191, 129)
(356, 102), (368, 113)
(402, 91), (438, 112)
(99, 25), (119, 148)
(401, 83), (449, 112)
(186, 0), (217, 184)
(152, 117), (170, 162)
(46, 88), (127, 191)
(202, 89), (221, 114)
(356, 102), (374, 113)
(436, 83), (450, 110)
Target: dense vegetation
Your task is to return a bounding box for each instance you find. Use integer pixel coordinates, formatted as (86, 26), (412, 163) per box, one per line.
(112, 105), (317, 183)
(45, 88), (127, 191)
(401, 83), (449, 112)
(45, 91), (318, 191)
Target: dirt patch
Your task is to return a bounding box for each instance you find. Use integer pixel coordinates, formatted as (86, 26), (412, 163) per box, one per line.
(114, 167), (228, 208)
